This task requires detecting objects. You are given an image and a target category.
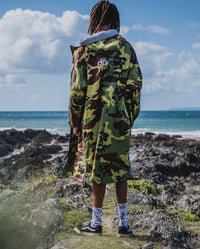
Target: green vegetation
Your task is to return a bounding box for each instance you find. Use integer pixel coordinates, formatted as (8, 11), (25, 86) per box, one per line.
(167, 207), (200, 222)
(60, 231), (162, 249)
(44, 175), (57, 185)
(128, 180), (157, 196)
(0, 188), (11, 197)
(55, 184), (163, 248)
(20, 179), (41, 195)
(20, 175), (58, 195)
(61, 207), (90, 232)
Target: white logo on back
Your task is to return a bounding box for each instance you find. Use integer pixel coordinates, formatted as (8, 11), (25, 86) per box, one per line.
(97, 59), (109, 67)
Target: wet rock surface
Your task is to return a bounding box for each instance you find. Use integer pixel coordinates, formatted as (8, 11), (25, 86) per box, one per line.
(0, 130), (200, 248)
(130, 133), (200, 218)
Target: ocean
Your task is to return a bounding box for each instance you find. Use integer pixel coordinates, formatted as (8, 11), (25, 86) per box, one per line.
(0, 111), (200, 138)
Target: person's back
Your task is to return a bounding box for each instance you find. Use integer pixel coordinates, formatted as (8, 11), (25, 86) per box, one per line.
(64, 0), (142, 237)
(71, 33), (141, 183)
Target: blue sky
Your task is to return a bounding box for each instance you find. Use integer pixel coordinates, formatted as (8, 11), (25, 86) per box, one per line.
(0, 0), (200, 111)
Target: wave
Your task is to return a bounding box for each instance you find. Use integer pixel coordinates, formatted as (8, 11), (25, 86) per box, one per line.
(0, 126), (70, 135)
(0, 126), (200, 138)
(131, 128), (200, 138)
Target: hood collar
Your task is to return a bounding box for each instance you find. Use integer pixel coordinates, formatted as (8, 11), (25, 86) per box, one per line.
(75, 29), (119, 47)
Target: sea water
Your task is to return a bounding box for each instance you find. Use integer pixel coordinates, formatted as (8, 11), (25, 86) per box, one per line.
(0, 111), (200, 138)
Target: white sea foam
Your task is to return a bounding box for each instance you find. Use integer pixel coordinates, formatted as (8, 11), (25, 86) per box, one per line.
(131, 128), (200, 138)
(0, 127), (25, 131)
(0, 126), (200, 138)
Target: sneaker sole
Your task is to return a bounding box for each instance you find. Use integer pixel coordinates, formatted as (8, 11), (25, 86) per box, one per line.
(74, 227), (102, 236)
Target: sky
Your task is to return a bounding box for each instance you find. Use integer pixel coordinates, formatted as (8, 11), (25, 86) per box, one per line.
(0, 0), (200, 111)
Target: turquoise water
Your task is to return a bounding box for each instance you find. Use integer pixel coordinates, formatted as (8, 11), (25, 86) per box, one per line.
(0, 111), (200, 138)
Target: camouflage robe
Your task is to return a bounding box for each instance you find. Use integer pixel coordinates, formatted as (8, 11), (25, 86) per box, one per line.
(64, 31), (142, 184)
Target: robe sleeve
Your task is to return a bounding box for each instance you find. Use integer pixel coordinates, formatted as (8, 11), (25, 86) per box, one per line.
(126, 46), (143, 127)
(68, 46), (87, 128)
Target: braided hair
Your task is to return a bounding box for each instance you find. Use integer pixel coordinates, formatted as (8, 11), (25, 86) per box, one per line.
(88, 0), (120, 35)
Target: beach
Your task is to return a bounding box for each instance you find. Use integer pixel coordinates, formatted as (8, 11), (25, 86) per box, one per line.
(0, 128), (200, 248)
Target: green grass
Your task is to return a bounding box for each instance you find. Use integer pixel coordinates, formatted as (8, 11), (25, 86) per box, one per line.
(19, 178), (42, 195)
(127, 180), (157, 196)
(19, 175), (58, 195)
(44, 175), (57, 185)
(55, 183), (163, 249)
(0, 188), (11, 197)
(61, 207), (91, 232)
(59, 226), (162, 249)
(167, 206), (200, 222)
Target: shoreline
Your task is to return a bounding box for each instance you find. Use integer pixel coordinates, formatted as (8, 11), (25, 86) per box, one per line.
(0, 127), (200, 140)
(1, 128), (200, 163)
(0, 128), (200, 248)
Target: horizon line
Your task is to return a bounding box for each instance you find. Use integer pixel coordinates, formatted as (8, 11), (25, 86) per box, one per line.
(1, 109), (200, 112)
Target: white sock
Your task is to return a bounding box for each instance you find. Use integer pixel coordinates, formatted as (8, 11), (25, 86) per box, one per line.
(91, 207), (102, 228)
(118, 203), (128, 227)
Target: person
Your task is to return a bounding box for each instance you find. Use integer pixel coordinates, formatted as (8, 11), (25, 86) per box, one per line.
(64, 0), (142, 237)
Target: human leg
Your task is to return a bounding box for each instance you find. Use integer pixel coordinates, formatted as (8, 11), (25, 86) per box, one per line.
(79, 183), (106, 235)
(91, 183), (106, 227)
(115, 180), (128, 227)
(115, 179), (133, 237)
(115, 179), (127, 204)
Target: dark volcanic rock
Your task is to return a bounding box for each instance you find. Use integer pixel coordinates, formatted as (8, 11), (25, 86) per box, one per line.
(130, 134), (200, 227)
(1, 130), (200, 248)
(0, 129), (65, 185)
(29, 130), (53, 147)
(112, 191), (193, 249)
(0, 129), (54, 157)
(0, 144), (12, 157)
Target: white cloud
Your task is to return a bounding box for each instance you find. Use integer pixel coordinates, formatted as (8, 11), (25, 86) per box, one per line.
(132, 41), (200, 95)
(120, 25), (130, 35)
(0, 9), (89, 75)
(1, 8), (199, 100)
(134, 41), (173, 69)
(132, 24), (171, 34)
(134, 41), (167, 56)
(192, 43), (200, 49)
(0, 74), (27, 89)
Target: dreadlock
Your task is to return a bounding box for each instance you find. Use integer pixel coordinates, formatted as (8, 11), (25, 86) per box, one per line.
(88, 0), (120, 35)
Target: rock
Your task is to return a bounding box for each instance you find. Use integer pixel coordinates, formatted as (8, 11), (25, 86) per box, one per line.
(30, 130), (53, 147)
(51, 239), (70, 249)
(28, 199), (61, 231)
(127, 191), (165, 210)
(0, 129), (54, 157)
(145, 132), (156, 136)
(149, 223), (190, 249)
(0, 130), (200, 248)
(60, 180), (92, 207)
(154, 134), (171, 141)
(142, 242), (154, 249)
(0, 133), (63, 185)
(0, 178), (91, 249)
(55, 134), (70, 143)
(172, 135), (182, 139)
(0, 144), (13, 157)
(23, 129), (46, 139)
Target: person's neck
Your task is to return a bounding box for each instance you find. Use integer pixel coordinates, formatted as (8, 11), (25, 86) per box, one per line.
(98, 24), (111, 32)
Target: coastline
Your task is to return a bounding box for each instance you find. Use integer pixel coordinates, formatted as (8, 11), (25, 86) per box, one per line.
(0, 128), (200, 248)
(1, 110), (200, 139)
(0, 126), (200, 139)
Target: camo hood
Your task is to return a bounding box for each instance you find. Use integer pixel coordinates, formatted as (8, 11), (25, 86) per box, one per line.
(64, 30), (142, 184)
